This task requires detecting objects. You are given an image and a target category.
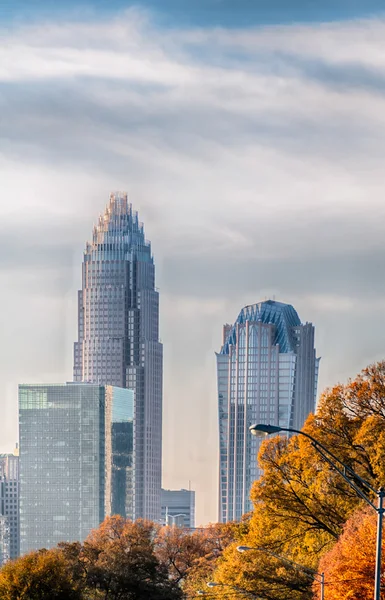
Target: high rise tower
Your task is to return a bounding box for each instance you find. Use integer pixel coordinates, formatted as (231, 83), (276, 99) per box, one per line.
(74, 193), (162, 520)
(216, 300), (319, 523)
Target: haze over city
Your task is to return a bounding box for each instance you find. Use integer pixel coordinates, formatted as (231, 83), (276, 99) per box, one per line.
(3, 0), (385, 526)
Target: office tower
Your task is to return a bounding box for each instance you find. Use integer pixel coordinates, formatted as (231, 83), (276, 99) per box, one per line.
(19, 383), (133, 554)
(0, 453), (19, 559)
(217, 300), (319, 523)
(161, 488), (196, 529)
(73, 192), (162, 521)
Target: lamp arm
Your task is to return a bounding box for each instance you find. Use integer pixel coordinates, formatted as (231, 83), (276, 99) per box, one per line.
(232, 586), (259, 598)
(279, 427), (377, 495)
(313, 444), (376, 510)
(257, 547), (317, 578)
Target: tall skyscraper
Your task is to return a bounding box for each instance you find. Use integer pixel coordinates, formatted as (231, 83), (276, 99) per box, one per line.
(217, 300), (319, 523)
(161, 489), (196, 529)
(73, 193), (162, 521)
(0, 453), (19, 559)
(19, 383), (133, 554)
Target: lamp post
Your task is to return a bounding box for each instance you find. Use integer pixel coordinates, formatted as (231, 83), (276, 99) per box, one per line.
(249, 423), (385, 600)
(237, 545), (324, 600)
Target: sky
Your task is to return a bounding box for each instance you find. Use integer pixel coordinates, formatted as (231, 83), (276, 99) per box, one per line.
(2, 0), (385, 525)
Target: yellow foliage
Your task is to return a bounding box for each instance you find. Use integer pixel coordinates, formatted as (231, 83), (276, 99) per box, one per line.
(0, 548), (81, 600)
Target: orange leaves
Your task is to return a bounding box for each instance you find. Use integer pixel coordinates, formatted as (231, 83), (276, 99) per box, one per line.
(173, 522), (236, 597)
(315, 507), (379, 600)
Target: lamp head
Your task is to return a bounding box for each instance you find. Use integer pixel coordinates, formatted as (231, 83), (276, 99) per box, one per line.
(249, 424), (282, 437)
(207, 582), (221, 588)
(237, 545), (254, 553)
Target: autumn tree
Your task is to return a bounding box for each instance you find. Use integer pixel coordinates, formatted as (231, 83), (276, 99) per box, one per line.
(0, 548), (82, 600)
(61, 516), (182, 600)
(205, 362), (385, 599)
(207, 505), (314, 600)
(175, 522), (236, 598)
(315, 506), (380, 600)
(251, 362), (385, 560)
(155, 526), (209, 587)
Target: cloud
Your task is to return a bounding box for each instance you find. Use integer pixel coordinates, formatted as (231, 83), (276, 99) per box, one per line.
(2, 10), (385, 523)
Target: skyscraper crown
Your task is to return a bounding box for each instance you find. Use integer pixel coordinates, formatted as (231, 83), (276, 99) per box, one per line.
(85, 192), (151, 261)
(221, 300), (301, 354)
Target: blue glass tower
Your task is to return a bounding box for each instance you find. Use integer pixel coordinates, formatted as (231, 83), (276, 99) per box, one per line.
(217, 300), (319, 522)
(73, 193), (162, 521)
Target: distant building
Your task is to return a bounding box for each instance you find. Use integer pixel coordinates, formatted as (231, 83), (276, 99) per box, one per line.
(161, 489), (195, 528)
(73, 193), (163, 521)
(0, 453), (19, 559)
(0, 516), (10, 565)
(19, 383), (134, 554)
(217, 300), (320, 522)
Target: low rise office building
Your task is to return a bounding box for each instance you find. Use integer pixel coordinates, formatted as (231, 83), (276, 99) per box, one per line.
(19, 383), (134, 554)
(161, 488), (195, 528)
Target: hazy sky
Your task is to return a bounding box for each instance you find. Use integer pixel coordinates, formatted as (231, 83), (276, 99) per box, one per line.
(2, 1), (385, 524)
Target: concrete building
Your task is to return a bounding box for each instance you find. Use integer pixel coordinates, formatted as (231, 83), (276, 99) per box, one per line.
(0, 453), (19, 559)
(73, 193), (163, 521)
(217, 300), (320, 522)
(19, 383), (133, 554)
(161, 489), (195, 528)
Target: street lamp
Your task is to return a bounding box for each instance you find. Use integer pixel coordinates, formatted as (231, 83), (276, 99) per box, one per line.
(249, 423), (385, 600)
(237, 545), (324, 600)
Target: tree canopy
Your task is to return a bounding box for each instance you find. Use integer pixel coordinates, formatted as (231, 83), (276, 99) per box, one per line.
(190, 362), (385, 599)
(0, 548), (82, 600)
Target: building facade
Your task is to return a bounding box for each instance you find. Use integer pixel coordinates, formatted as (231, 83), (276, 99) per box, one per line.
(0, 517), (9, 565)
(19, 383), (133, 554)
(217, 300), (319, 523)
(73, 193), (162, 521)
(0, 453), (19, 560)
(161, 489), (196, 529)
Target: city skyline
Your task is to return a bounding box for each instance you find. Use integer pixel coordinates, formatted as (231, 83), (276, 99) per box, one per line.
(3, 2), (385, 526)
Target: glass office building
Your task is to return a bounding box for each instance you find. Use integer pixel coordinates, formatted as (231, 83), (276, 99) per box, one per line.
(19, 383), (133, 554)
(73, 193), (163, 521)
(217, 300), (319, 522)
